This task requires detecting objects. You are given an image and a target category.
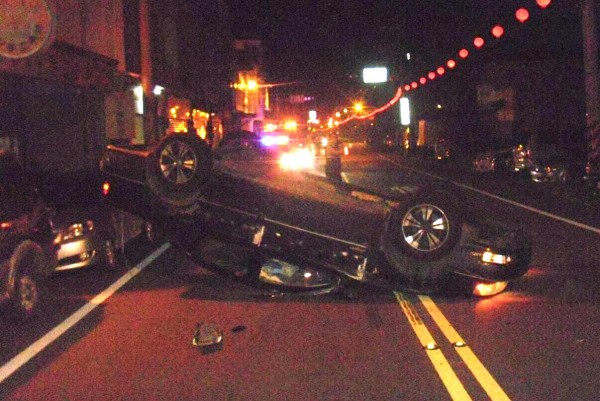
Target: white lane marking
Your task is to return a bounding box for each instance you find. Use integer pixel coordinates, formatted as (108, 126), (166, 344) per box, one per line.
(0, 242), (171, 385)
(419, 295), (512, 401)
(380, 155), (600, 235)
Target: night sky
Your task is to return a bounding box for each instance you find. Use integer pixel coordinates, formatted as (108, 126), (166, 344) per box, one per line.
(226, 0), (587, 108)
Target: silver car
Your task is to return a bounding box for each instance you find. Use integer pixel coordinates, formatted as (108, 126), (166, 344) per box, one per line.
(53, 219), (117, 272)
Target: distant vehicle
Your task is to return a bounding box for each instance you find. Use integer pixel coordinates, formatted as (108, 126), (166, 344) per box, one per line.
(217, 130), (291, 160)
(0, 151), (56, 319)
(433, 138), (451, 161)
(514, 130), (586, 183)
(217, 130), (263, 156)
(473, 148), (514, 173)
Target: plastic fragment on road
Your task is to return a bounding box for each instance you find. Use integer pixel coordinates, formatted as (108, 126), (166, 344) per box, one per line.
(192, 322), (223, 353)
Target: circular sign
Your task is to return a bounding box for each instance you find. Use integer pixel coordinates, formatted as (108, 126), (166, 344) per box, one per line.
(0, 0), (55, 59)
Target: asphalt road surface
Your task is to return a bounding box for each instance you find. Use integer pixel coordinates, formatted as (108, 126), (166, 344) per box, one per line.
(1, 149), (599, 401)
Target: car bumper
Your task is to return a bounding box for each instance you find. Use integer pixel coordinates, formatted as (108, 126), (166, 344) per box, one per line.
(55, 235), (104, 271)
(449, 221), (531, 282)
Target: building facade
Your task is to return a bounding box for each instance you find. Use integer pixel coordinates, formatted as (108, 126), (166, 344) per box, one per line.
(0, 0), (234, 174)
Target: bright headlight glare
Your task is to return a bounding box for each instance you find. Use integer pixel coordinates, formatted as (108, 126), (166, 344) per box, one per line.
(279, 149), (314, 170)
(481, 250), (511, 265)
(63, 221), (93, 241)
(473, 281), (508, 297)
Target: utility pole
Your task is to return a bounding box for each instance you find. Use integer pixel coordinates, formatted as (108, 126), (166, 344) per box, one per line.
(139, 0), (157, 144)
(582, 0), (599, 134)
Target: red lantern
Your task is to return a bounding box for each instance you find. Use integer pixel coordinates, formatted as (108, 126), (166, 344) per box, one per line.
(404, 84), (411, 91)
(474, 37), (485, 49)
(492, 25), (504, 38)
(537, 0), (551, 8)
(437, 66), (445, 75)
(516, 8), (529, 23)
(419, 77), (427, 85)
(459, 49), (469, 59)
(447, 59), (457, 69)
(428, 72), (436, 80)
(411, 82), (418, 89)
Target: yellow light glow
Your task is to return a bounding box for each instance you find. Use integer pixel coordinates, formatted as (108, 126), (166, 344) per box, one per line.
(264, 123), (278, 132)
(279, 148), (315, 170)
(473, 281), (509, 297)
(284, 120), (297, 131)
(354, 103), (363, 112)
(247, 80), (258, 90)
(482, 251), (511, 265)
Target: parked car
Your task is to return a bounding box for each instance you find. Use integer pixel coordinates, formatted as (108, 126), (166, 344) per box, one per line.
(514, 130), (586, 183)
(584, 158), (600, 190)
(0, 150), (56, 319)
(473, 148), (514, 173)
(433, 138), (451, 161)
(217, 129), (292, 161)
(52, 215), (117, 272)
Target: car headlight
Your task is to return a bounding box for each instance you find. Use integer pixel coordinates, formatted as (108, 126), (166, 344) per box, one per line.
(473, 281), (508, 297)
(481, 250), (511, 265)
(62, 220), (95, 241)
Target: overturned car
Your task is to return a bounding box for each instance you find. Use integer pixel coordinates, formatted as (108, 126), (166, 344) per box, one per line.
(100, 133), (531, 297)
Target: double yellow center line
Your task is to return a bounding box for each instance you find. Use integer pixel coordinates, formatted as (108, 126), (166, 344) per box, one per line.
(394, 291), (511, 401)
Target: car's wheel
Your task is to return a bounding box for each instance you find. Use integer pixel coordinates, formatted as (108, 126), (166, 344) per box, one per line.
(146, 134), (213, 210)
(557, 168), (570, 184)
(380, 189), (463, 289)
(103, 237), (118, 269)
(10, 272), (41, 320)
(143, 221), (166, 244)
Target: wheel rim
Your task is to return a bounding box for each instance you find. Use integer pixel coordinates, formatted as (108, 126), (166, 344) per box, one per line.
(17, 275), (39, 313)
(401, 203), (451, 252)
(159, 140), (198, 184)
(105, 241), (116, 267)
(145, 222), (157, 242)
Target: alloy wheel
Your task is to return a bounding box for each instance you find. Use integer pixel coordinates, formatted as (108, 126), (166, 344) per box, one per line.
(105, 240), (117, 267)
(16, 275), (39, 315)
(401, 203), (451, 252)
(159, 140), (198, 184)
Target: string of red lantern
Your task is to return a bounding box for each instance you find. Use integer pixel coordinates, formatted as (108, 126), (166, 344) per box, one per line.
(333, 0), (552, 127)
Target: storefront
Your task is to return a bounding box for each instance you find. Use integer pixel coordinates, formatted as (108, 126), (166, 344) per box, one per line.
(0, 42), (117, 174)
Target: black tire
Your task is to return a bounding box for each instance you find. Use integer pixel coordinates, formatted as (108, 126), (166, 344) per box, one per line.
(380, 189), (463, 289)
(98, 232), (118, 269)
(384, 189), (462, 260)
(143, 221), (165, 244)
(9, 271), (42, 320)
(146, 134), (213, 210)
